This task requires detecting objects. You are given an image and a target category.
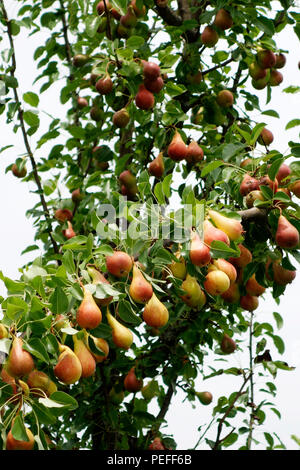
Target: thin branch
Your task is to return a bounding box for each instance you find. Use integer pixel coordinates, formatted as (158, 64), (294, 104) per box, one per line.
(1, 0), (59, 256)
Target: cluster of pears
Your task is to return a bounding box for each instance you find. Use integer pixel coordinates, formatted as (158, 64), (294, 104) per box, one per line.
(249, 48), (286, 90)
(54, 202), (77, 240)
(201, 8), (233, 47)
(96, 0), (146, 40)
(135, 60), (164, 110)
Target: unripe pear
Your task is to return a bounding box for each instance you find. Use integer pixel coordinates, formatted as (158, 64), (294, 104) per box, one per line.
(73, 335), (96, 378)
(6, 425), (35, 451)
(113, 108), (130, 128)
(275, 215), (299, 249)
(201, 26), (219, 47)
(208, 210), (243, 241)
(148, 152), (164, 178)
(106, 311), (133, 349)
(214, 8), (233, 30)
(124, 367), (143, 392)
(220, 334), (236, 354)
(27, 370), (57, 397)
(203, 219), (230, 246)
(186, 140), (204, 164)
(72, 54), (89, 67)
(228, 244), (252, 268)
(5, 337), (34, 379)
(167, 131), (188, 161)
(76, 286), (102, 329)
(53, 344), (82, 385)
(245, 274), (265, 296)
(90, 106), (103, 122)
(143, 292), (169, 328)
(196, 391), (213, 405)
(180, 275), (206, 308)
(239, 174), (260, 197)
(0, 323), (8, 339)
(189, 229), (211, 267)
(216, 89), (234, 108)
(245, 190), (265, 208)
(109, 387), (125, 405)
(135, 84), (155, 110)
(240, 293), (259, 311)
(129, 264), (153, 303)
(168, 252), (187, 280)
(257, 49), (276, 69)
(204, 270), (230, 296)
(106, 250), (133, 278)
(12, 163), (27, 178)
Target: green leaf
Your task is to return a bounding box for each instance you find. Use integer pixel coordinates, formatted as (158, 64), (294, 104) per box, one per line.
(62, 250), (76, 274)
(85, 16), (101, 37)
(201, 160), (224, 177)
(250, 122), (267, 146)
(209, 241), (240, 259)
(253, 16), (275, 36)
(23, 110), (40, 128)
(25, 338), (50, 363)
(49, 287), (69, 314)
(261, 110), (280, 118)
(11, 415), (30, 442)
(285, 119), (300, 130)
(118, 300), (142, 326)
(126, 36), (145, 49)
(23, 92), (39, 107)
(43, 391), (78, 410)
(283, 86), (300, 94)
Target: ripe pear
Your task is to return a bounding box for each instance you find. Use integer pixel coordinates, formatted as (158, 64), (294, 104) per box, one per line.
(239, 174), (260, 197)
(5, 337), (34, 379)
(249, 62), (268, 80)
(209, 259), (237, 284)
(142, 61), (161, 80)
(27, 370), (57, 397)
(113, 108), (130, 128)
(275, 215), (299, 249)
(245, 274), (265, 296)
(148, 437), (166, 450)
(269, 69), (283, 86)
(95, 74), (113, 95)
(220, 334), (236, 354)
(258, 128), (274, 146)
(73, 335), (96, 378)
(181, 275), (206, 308)
(203, 219), (230, 246)
(221, 282), (240, 304)
(106, 311), (133, 349)
(196, 391), (213, 405)
(106, 250), (133, 278)
(76, 286), (102, 329)
(72, 54), (89, 67)
(167, 131), (188, 161)
(208, 210), (243, 241)
(53, 344), (82, 385)
(251, 73), (270, 90)
(129, 264), (153, 303)
(214, 8), (233, 30)
(240, 294), (259, 311)
(246, 190), (265, 208)
(0, 323), (8, 339)
(228, 244), (252, 268)
(257, 49), (276, 69)
(148, 152), (164, 178)
(88, 336), (109, 363)
(6, 425), (35, 451)
(143, 292), (169, 328)
(168, 252), (187, 280)
(77, 97), (88, 108)
(87, 265), (113, 306)
(204, 270), (230, 296)
(135, 84), (155, 110)
(290, 180), (300, 198)
(120, 5), (137, 27)
(131, 0), (146, 17)
(258, 175), (278, 193)
(185, 140), (204, 164)
(272, 260), (296, 285)
(12, 163), (27, 178)
(0, 367), (17, 395)
(144, 76), (164, 93)
(216, 89), (234, 108)
(124, 367), (143, 392)
(54, 208), (73, 222)
(275, 53), (286, 69)
(276, 163), (291, 185)
(201, 25), (219, 47)
(189, 229), (211, 267)
(63, 221), (76, 239)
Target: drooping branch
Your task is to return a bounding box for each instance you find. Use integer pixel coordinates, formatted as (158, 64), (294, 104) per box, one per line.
(0, 0), (59, 256)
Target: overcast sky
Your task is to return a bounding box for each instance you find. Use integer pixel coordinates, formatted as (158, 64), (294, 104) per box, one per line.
(0, 0), (299, 450)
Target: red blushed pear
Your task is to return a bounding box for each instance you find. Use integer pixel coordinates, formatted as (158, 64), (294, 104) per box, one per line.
(208, 210), (243, 242)
(204, 270), (230, 296)
(106, 311), (133, 349)
(180, 275), (206, 309)
(251, 73), (270, 90)
(257, 49), (276, 69)
(142, 61), (161, 80)
(269, 69), (283, 86)
(189, 229), (211, 267)
(113, 108), (130, 128)
(203, 219), (230, 246)
(271, 260), (296, 285)
(185, 140), (204, 164)
(148, 152), (164, 178)
(129, 264), (153, 303)
(63, 221), (76, 239)
(201, 25), (219, 47)
(120, 5), (137, 27)
(258, 128), (274, 146)
(276, 163), (291, 185)
(135, 84), (155, 110)
(106, 250), (133, 278)
(124, 367), (143, 392)
(221, 282), (240, 304)
(216, 89), (234, 108)
(77, 96), (88, 108)
(275, 215), (300, 249)
(53, 344), (82, 385)
(95, 74), (113, 95)
(0, 368), (17, 395)
(54, 208), (73, 222)
(148, 437), (166, 450)
(239, 174), (260, 197)
(144, 76), (164, 94)
(289, 180), (300, 198)
(258, 175), (278, 193)
(5, 337), (34, 379)
(73, 335), (96, 378)
(209, 259), (237, 284)
(27, 370), (57, 397)
(6, 425), (35, 451)
(249, 62), (268, 80)
(214, 8), (233, 30)
(228, 244), (252, 268)
(245, 274), (266, 296)
(76, 286), (102, 329)
(167, 131), (188, 161)
(220, 334), (237, 354)
(240, 294), (259, 312)
(143, 292), (169, 328)
(274, 53), (286, 69)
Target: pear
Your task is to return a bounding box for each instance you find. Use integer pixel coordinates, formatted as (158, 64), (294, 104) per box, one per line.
(272, 260), (296, 285)
(258, 128), (274, 146)
(88, 336), (109, 363)
(5, 337), (34, 379)
(144, 76), (164, 94)
(239, 174), (260, 197)
(181, 275), (206, 308)
(27, 370), (57, 397)
(63, 221), (76, 239)
(245, 274), (265, 296)
(203, 219), (230, 246)
(106, 250), (133, 278)
(53, 344), (82, 385)
(120, 5), (137, 27)
(143, 292), (169, 328)
(0, 367), (17, 396)
(168, 251), (187, 280)
(167, 131), (188, 161)
(77, 96), (88, 108)
(228, 244), (252, 268)
(76, 286), (102, 329)
(208, 210), (243, 241)
(135, 84), (155, 110)
(276, 163), (291, 185)
(0, 323), (8, 339)
(185, 140), (204, 164)
(204, 270), (230, 296)
(148, 152), (164, 178)
(129, 264), (153, 303)
(109, 386), (125, 405)
(124, 367), (143, 392)
(221, 282), (240, 304)
(249, 62), (268, 80)
(275, 53), (286, 69)
(95, 74), (113, 95)
(106, 311), (133, 349)
(290, 180), (300, 198)
(209, 259), (237, 284)
(196, 391), (213, 405)
(6, 425), (35, 451)
(216, 89), (234, 108)
(148, 437), (166, 450)
(12, 163), (27, 178)
(87, 265), (113, 306)
(245, 190), (265, 208)
(73, 335), (96, 378)
(141, 379), (158, 401)
(201, 25), (219, 47)
(257, 49), (276, 69)
(113, 108), (130, 128)
(240, 294), (259, 311)
(54, 208), (73, 222)
(189, 229), (211, 267)
(214, 8), (233, 30)
(71, 188), (84, 203)
(142, 61), (161, 80)
(220, 334), (236, 354)
(275, 215), (299, 249)
(269, 69), (283, 86)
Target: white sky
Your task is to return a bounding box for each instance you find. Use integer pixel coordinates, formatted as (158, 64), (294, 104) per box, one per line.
(0, 0), (299, 450)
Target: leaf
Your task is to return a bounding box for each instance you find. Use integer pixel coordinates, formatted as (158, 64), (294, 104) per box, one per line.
(11, 415), (30, 442)
(273, 311), (283, 330)
(42, 391), (78, 410)
(23, 92), (39, 107)
(25, 338), (50, 363)
(250, 122), (267, 146)
(285, 119), (300, 130)
(49, 287), (69, 315)
(283, 86), (300, 94)
(126, 36), (145, 49)
(209, 241), (240, 259)
(118, 300), (142, 326)
(23, 110), (40, 128)
(261, 110), (280, 118)
(201, 160), (224, 177)
(85, 16), (101, 37)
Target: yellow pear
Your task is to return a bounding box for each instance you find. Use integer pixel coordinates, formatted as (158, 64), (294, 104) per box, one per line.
(106, 311), (133, 349)
(180, 275), (206, 308)
(129, 264), (153, 303)
(208, 210), (243, 241)
(143, 292), (169, 328)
